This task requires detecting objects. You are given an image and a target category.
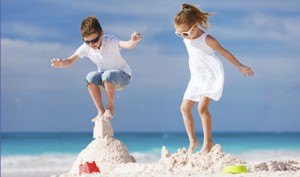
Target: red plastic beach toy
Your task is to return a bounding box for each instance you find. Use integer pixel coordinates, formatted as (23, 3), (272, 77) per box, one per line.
(79, 161), (100, 175)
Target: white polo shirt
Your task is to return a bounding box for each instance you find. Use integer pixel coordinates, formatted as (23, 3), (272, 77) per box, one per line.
(75, 35), (132, 76)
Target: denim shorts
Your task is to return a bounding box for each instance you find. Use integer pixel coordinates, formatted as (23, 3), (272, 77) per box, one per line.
(85, 70), (131, 90)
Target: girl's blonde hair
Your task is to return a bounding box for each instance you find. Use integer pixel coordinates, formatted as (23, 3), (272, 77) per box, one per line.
(174, 3), (212, 30)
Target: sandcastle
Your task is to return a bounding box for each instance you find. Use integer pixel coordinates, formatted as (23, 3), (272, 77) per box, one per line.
(59, 119), (136, 176)
(93, 118), (114, 139)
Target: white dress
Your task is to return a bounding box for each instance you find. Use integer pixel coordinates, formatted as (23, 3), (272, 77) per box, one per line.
(183, 33), (224, 102)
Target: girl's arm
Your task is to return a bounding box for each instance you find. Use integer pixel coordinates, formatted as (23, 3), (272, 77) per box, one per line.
(206, 35), (254, 77)
(119, 31), (142, 49)
(51, 54), (80, 68)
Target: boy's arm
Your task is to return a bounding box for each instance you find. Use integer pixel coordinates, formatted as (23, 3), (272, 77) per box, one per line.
(206, 35), (254, 77)
(51, 54), (80, 68)
(119, 31), (142, 49)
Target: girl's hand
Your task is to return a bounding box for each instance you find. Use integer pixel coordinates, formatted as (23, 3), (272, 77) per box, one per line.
(239, 65), (254, 77)
(131, 31), (142, 45)
(51, 58), (63, 68)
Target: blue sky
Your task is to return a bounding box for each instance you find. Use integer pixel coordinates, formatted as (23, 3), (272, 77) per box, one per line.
(1, 0), (300, 132)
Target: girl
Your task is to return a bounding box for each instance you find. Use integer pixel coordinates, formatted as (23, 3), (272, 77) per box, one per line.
(174, 4), (254, 154)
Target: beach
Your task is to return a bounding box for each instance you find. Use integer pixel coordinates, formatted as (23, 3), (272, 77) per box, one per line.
(2, 132), (300, 177)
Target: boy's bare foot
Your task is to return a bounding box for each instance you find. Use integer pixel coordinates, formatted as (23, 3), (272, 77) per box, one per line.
(102, 109), (115, 121)
(187, 140), (199, 155)
(200, 141), (214, 154)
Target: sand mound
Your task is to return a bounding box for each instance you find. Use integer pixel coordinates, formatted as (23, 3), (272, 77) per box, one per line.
(54, 143), (300, 177)
(251, 160), (300, 172)
(157, 144), (244, 175)
(67, 136), (136, 174)
(69, 144), (243, 177)
(57, 143), (243, 176)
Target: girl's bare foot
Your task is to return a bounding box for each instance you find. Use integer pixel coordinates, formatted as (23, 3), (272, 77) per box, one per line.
(187, 140), (199, 155)
(200, 140), (214, 154)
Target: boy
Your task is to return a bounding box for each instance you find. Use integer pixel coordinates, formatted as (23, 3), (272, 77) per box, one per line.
(51, 16), (142, 121)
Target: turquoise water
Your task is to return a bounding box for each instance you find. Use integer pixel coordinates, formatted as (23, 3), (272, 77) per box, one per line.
(2, 132), (300, 174)
(2, 132), (300, 156)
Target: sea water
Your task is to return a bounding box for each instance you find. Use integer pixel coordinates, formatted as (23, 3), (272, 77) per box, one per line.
(1, 132), (300, 176)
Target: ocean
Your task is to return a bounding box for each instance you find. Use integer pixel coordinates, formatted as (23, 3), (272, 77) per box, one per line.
(1, 132), (300, 176)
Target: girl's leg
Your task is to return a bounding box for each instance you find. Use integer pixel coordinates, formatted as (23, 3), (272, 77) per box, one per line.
(198, 96), (214, 153)
(181, 99), (198, 154)
(88, 83), (105, 121)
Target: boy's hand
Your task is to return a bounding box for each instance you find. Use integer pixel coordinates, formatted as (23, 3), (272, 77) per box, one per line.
(51, 58), (63, 68)
(131, 31), (142, 45)
(118, 32), (142, 49)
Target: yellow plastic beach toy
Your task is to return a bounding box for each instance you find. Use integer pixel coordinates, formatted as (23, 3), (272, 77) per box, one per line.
(223, 165), (248, 174)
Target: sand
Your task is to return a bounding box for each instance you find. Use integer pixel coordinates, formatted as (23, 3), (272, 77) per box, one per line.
(51, 136), (300, 177)
(50, 120), (300, 177)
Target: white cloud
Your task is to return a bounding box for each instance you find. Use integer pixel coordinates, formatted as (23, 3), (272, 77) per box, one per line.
(245, 12), (300, 41)
(201, 0), (300, 12)
(1, 38), (86, 91)
(35, 0), (300, 15)
(2, 22), (63, 39)
(1, 38), (74, 67)
(244, 56), (299, 85)
(210, 12), (300, 50)
(65, 1), (181, 16)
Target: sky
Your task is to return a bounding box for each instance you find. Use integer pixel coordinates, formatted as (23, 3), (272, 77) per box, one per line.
(1, 0), (300, 132)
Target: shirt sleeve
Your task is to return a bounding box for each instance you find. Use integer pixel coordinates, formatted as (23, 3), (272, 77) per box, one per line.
(74, 44), (87, 58)
(108, 35), (120, 50)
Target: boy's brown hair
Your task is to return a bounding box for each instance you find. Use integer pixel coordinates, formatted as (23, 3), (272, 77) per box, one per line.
(80, 16), (103, 37)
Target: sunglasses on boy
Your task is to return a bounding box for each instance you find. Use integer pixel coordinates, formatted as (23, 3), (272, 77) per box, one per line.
(84, 33), (101, 44)
(175, 25), (194, 38)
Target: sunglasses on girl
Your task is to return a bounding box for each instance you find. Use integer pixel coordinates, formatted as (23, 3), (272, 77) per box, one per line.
(84, 33), (101, 44)
(175, 25), (194, 38)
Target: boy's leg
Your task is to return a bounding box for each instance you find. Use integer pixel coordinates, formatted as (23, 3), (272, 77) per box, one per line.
(102, 70), (130, 120)
(103, 81), (115, 114)
(181, 99), (198, 154)
(198, 95), (214, 153)
(86, 72), (105, 121)
(88, 83), (105, 121)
